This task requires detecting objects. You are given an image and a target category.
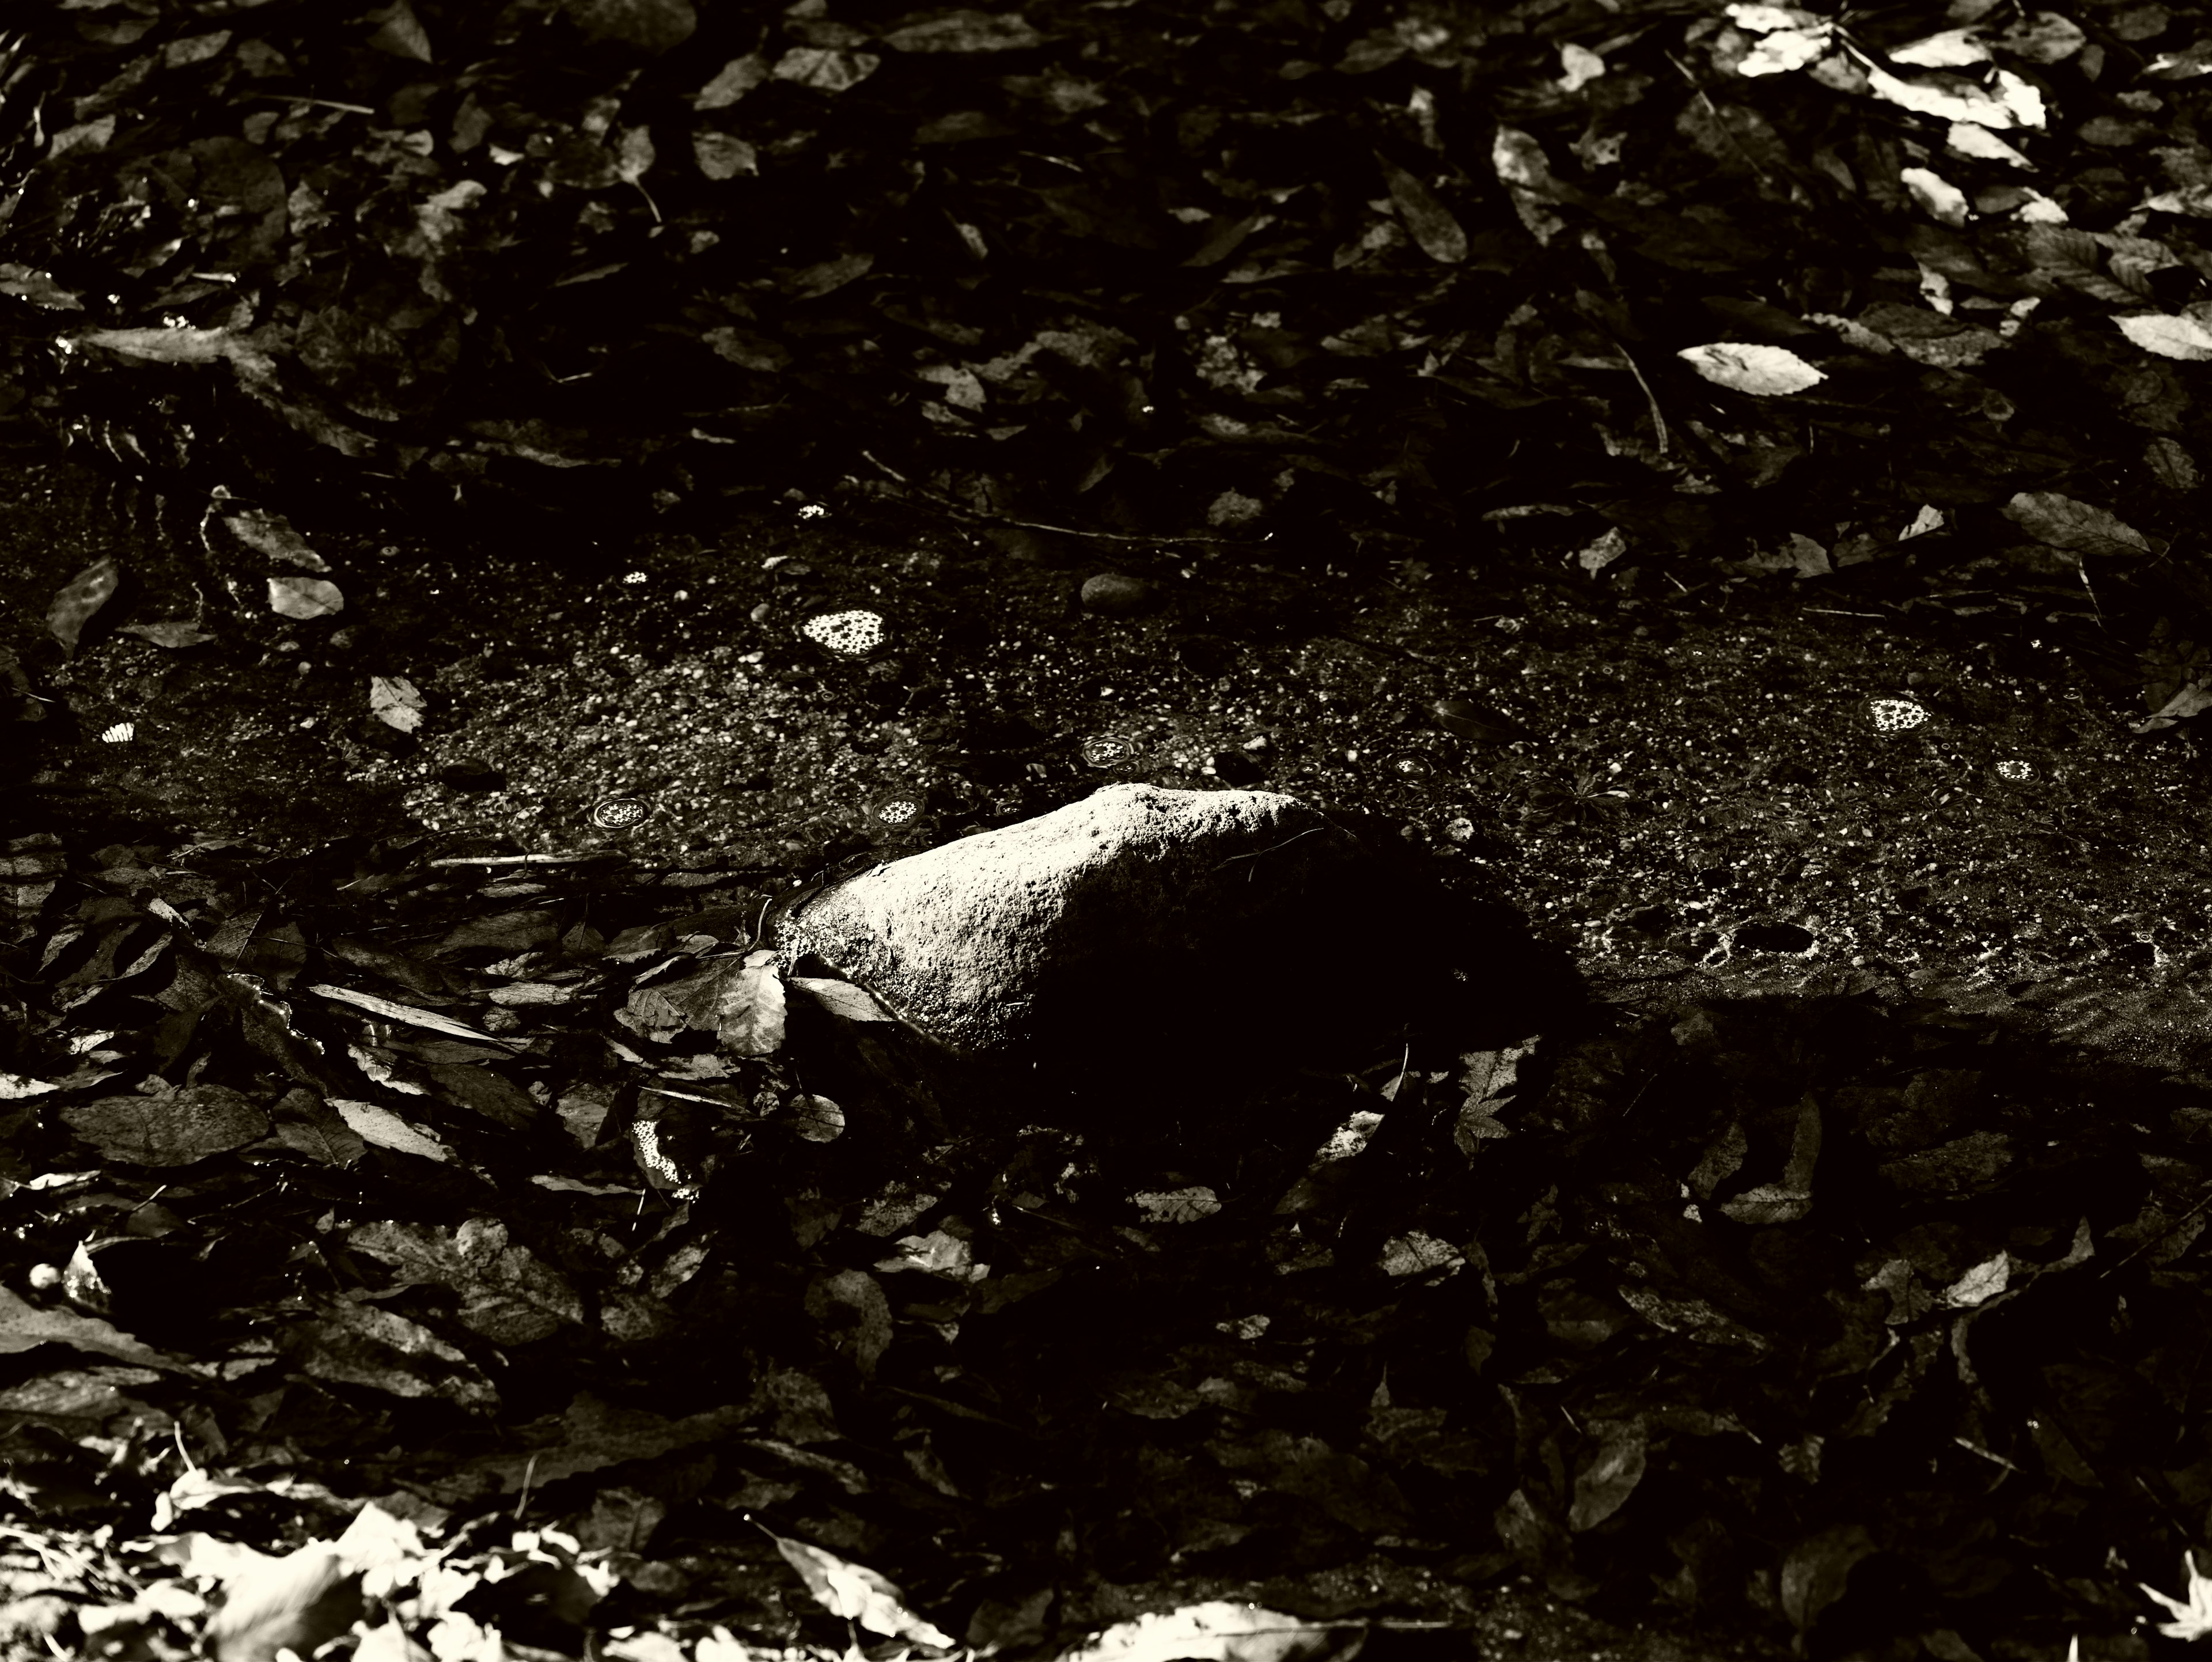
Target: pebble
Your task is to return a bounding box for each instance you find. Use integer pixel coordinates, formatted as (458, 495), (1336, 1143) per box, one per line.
(1081, 572), (1157, 616)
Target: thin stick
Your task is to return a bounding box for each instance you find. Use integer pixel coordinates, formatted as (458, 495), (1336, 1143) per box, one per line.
(427, 853), (632, 867)
(859, 450), (1253, 547)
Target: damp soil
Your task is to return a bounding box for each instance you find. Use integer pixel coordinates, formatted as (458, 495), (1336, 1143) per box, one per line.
(8, 447), (2212, 1085)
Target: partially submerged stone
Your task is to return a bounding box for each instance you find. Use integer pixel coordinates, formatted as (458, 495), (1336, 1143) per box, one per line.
(770, 782), (1577, 1116)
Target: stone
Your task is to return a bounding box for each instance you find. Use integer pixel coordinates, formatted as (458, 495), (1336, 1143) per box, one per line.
(1079, 572), (1157, 616)
(769, 782), (1576, 1120)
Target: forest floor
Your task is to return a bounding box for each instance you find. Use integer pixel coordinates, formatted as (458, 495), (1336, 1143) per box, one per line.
(11, 1), (2212, 1660)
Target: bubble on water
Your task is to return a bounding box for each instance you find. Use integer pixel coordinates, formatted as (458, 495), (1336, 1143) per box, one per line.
(591, 796), (650, 830)
(799, 608), (889, 660)
(1081, 733), (1144, 768)
(1384, 751), (1438, 779)
(868, 787), (927, 827)
(1870, 698), (1929, 733)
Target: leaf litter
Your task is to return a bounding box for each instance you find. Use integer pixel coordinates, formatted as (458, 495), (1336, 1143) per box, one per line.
(0, 820), (2207, 1662)
(10, 0), (2212, 1656)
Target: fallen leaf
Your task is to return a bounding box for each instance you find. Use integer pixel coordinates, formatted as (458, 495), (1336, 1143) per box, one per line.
(60, 1084), (271, 1167)
(1569, 1418), (1648, 1530)
(1133, 1186), (1221, 1223)
(791, 974), (895, 1021)
(0, 1285), (198, 1371)
(1061, 1601), (1365, 1662)
(120, 620), (217, 648)
(1378, 156), (1468, 264)
(268, 575), (344, 618)
(328, 1099), (458, 1163)
(1781, 1523), (1878, 1638)
(48, 556), (123, 656)
(756, 1524), (957, 1647)
(788, 1092), (844, 1141)
(224, 507), (328, 571)
(2143, 1550), (2212, 1641)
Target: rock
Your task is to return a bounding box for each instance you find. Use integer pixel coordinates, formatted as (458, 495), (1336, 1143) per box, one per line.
(1210, 748), (1266, 786)
(770, 782), (1578, 1122)
(436, 759), (506, 792)
(1080, 572), (1157, 616)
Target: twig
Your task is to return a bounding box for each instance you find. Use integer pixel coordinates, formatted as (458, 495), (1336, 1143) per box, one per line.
(1210, 826), (1330, 879)
(858, 449), (1256, 546)
(1319, 629), (1442, 668)
(426, 853), (616, 869)
(1601, 334), (1669, 459)
(2078, 559), (2107, 631)
(244, 93), (376, 114)
(2099, 1184), (2212, 1279)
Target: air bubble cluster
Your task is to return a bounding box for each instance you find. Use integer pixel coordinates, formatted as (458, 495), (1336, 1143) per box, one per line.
(800, 609), (888, 659)
(869, 789), (925, 826)
(1869, 698), (1929, 734)
(1081, 734), (1142, 768)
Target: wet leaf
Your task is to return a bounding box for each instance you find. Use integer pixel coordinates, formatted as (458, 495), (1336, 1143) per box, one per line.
(1719, 1096), (1819, 1224)
(310, 984), (507, 1047)
(881, 10), (1044, 52)
(347, 1217), (585, 1343)
(876, 1229), (985, 1281)
(224, 507), (327, 571)
(202, 1542), (362, 1662)
(0, 1285), (195, 1372)
(60, 1084), (270, 1167)
(804, 1268), (893, 1376)
(756, 1524), (957, 1647)
(1378, 156), (1467, 264)
(1781, 1523), (1878, 1638)
(566, 0), (698, 52)
(1942, 1251), (2010, 1307)
(1569, 1418), (1649, 1531)
(290, 1291), (498, 1410)
(632, 949), (786, 1054)
(1378, 1232), (1463, 1277)
(268, 576), (344, 619)
(48, 556), (123, 657)
(1133, 1186), (1221, 1223)
(328, 1099), (459, 1163)
(70, 326), (276, 373)
(1678, 342), (1827, 395)
(119, 620), (216, 649)
(789, 1092), (844, 1141)
(1060, 1602), (1363, 1662)
(791, 975), (896, 1022)
(1433, 695), (1532, 745)
(2002, 491), (2151, 559)
(366, 0), (433, 62)
(368, 676), (425, 732)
